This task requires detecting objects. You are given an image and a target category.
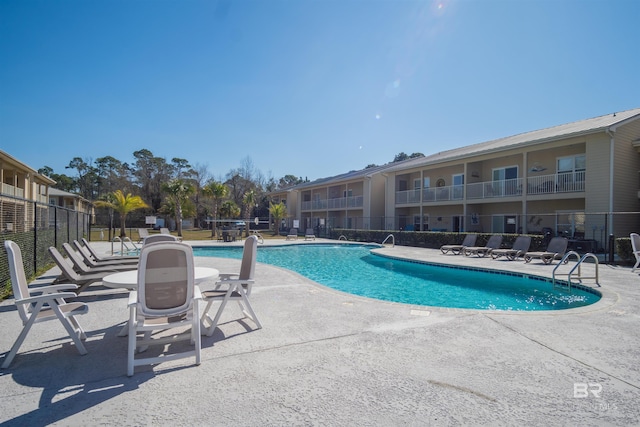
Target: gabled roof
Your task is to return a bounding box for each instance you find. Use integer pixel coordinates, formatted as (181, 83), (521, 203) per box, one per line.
(49, 188), (92, 204)
(286, 160), (414, 192)
(0, 149), (56, 185)
(383, 107), (640, 172)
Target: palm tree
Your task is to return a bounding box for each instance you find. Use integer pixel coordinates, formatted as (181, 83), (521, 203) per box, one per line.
(161, 179), (195, 237)
(219, 200), (240, 220)
(243, 190), (256, 237)
(203, 181), (228, 238)
(268, 201), (287, 236)
(94, 190), (149, 238)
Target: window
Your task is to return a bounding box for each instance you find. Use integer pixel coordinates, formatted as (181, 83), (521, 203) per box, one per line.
(557, 154), (585, 192)
(557, 154), (585, 173)
(492, 166), (518, 181)
(492, 166), (518, 196)
(423, 177), (430, 188)
(413, 214), (429, 231)
(452, 174), (464, 199)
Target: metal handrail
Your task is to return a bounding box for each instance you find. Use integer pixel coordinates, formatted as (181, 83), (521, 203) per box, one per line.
(338, 235), (348, 241)
(382, 234), (395, 247)
(553, 251), (600, 291)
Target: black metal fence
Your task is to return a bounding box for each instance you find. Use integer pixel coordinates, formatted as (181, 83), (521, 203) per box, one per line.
(1, 195), (92, 291)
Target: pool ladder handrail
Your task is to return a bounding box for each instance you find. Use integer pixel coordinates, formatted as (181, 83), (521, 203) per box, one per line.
(111, 236), (140, 255)
(382, 234), (395, 248)
(552, 251), (600, 292)
(338, 235), (348, 241)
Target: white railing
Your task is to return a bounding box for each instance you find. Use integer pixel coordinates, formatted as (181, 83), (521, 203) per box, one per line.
(302, 196), (364, 211)
(1, 183), (24, 198)
(395, 189), (421, 204)
(301, 199), (328, 211)
(467, 178), (523, 199)
(527, 171), (585, 195)
(424, 185), (464, 203)
(326, 195), (364, 209)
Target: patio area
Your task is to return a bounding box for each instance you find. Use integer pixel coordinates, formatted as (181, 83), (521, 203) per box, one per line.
(1, 239), (639, 425)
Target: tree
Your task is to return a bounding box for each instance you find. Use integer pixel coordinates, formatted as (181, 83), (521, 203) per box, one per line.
(393, 152), (425, 162)
(94, 190), (149, 238)
(268, 201), (287, 236)
(278, 174), (304, 189)
(202, 181), (228, 237)
(132, 149), (173, 212)
(243, 190), (256, 237)
(219, 200), (240, 220)
(94, 156), (132, 197)
(161, 179), (195, 237)
(66, 157), (99, 199)
(38, 166), (75, 192)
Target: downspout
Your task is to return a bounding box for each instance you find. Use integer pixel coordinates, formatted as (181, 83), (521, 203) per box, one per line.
(606, 129), (615, 236)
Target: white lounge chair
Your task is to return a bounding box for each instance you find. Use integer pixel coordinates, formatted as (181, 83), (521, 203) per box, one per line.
(137, 228), (150, 243)
(304, 228), (316, 241)
(440, 234), (477, 255)
(201, 235), (262, 336)
(524, 237), (568, 264)
(3, 241), (89, 369)
(463, 235), (503, 257)
(631, 233), (640, 272)
(286, 228), (298, 240)
(490, 236), (532, 261)
(127, 241), (201, 376)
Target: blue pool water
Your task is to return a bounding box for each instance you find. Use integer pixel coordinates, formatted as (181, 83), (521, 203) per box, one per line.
(193, 244), (600, 311)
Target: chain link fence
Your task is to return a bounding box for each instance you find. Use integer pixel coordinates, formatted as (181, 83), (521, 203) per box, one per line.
(1, 195), (92, 294)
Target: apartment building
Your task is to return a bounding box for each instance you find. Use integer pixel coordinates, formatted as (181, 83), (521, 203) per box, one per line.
(0, 150), (54, 232)
(383, 108), (640, 246)
(277, 108), (640, 249)
(271, 163), (400, 232)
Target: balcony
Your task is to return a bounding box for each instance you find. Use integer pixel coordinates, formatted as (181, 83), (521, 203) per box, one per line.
(1, 183), (25, 199)
(467, 178), (523, 199)
(301, 199), (327, 211)
(527, 171), (585, 195)
(395, 172), (585, 205)
(396, 185), (464, 205)
(302, 196), (364, 211)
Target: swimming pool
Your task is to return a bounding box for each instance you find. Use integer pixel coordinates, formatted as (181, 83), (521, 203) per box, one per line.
(193, 244), (601, 311)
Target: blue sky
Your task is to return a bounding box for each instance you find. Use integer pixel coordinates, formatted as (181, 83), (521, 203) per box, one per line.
(1, 0), (639, 184)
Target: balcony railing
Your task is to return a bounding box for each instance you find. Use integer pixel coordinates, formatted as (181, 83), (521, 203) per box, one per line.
(527, 171), (585, 195)
(467, 178), (523, 199)
(396, 172), (585, 205)
(396, 185), (464, 205)
(1, 183), (24, 199)
(302, 196), (364, 211)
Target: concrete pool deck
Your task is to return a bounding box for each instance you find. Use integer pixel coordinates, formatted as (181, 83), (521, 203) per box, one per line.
(1, 238), (639, 425)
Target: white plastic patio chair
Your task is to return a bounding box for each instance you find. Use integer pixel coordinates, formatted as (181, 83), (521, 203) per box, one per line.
(2, 240), (89, 369)
(201, 235), (262, 336)
(631, 233), (640, 272)
(143, 234), (179, 245)
(127, 241), (201, 376)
